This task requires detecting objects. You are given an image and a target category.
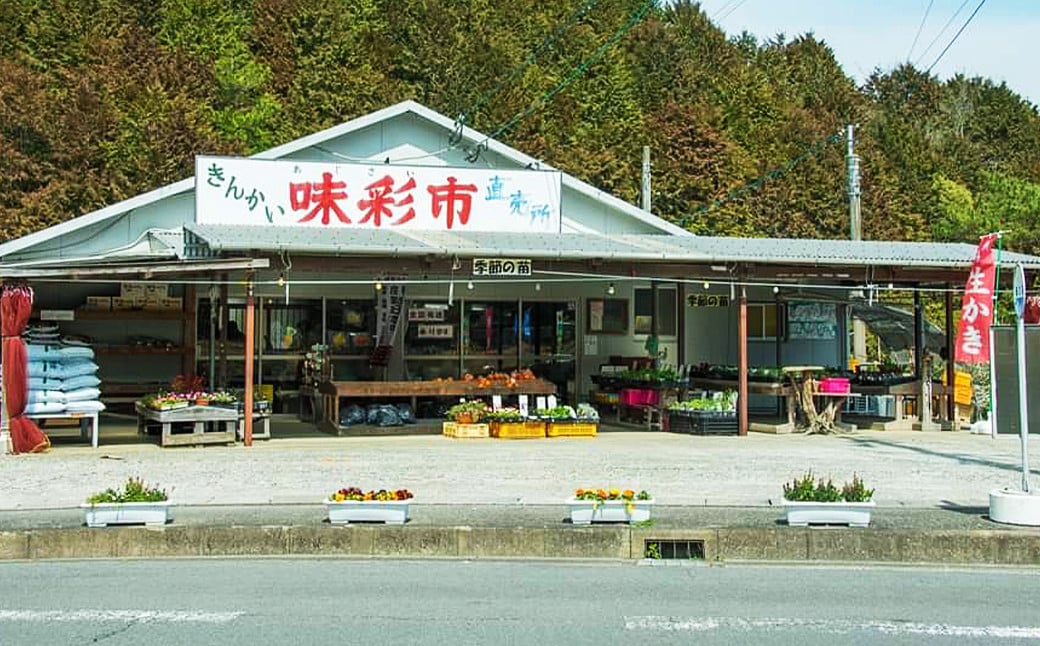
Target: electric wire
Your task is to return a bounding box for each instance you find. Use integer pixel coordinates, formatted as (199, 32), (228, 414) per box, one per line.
(924, 0), (987, 75)
(677, 130), (844, 228)
(913, 0), (971, 68)
(453, 0), (603, 138)
(716, 0), (748, 22)
(906, 0), (934, 62)
(465, 0), (656, 162)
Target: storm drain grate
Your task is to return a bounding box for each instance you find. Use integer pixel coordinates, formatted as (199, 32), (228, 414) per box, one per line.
(644, 539), (704, 560)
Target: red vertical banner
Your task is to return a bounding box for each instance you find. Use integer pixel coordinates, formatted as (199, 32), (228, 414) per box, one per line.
(954, 233), (1000, 364)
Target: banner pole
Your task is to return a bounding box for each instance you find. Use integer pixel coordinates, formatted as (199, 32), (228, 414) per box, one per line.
(988, 233), (1004, 438)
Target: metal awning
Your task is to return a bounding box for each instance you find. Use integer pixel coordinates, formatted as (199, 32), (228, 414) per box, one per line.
(0, 257), (269, 280)
(183, 224), (1040, 271)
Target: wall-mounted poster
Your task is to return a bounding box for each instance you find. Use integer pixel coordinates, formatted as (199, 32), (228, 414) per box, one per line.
(587, 299), (627, 334)
(787, 301), (837, 340)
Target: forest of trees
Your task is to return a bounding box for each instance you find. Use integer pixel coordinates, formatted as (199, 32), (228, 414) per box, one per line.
(3, 0), (1040, 255)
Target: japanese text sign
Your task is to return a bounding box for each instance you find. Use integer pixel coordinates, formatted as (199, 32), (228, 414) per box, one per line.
(954, 233), (1000, 364)
(194, 156), (562, 233)
(472, 258), (532, 276)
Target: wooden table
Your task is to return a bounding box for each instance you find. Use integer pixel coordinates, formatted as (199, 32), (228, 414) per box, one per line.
(136, 403), (238, 447)
(317, 379), (557, 435)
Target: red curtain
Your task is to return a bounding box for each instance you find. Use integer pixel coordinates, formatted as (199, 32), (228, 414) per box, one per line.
(2, 284), (49, 453)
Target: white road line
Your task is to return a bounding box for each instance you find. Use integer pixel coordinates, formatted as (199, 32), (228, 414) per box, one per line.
(624, 616), (1040, 639)
(0, 610), (244, 624)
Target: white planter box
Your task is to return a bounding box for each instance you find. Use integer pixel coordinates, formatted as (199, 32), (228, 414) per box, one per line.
(567, 498), (655, 525)
(325, 500), (410, 525)
(783, 500), (875, 527)
(81, 501), (172, 528)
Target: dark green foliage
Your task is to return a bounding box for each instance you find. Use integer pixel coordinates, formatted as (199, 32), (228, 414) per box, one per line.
(783, 471), (872, 502)
(2, 0), (1039, 250)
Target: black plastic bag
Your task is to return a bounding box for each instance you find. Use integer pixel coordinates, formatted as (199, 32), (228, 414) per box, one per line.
(340, 404), (365, 427)
(395, 403), (415, 424)
(373, 404), (402, 427)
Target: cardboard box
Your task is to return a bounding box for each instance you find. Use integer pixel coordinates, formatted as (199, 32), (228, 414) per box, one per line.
(120, 282), (147, 298)
(158, 296), (183, 311)
(84, 296), (112, 311)
(144, 283), (168, 299)
(112, 296), (142, 310)
(142, 297), (163, 311)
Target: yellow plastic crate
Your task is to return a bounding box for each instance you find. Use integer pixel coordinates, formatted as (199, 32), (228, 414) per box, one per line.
(452, 423), (490, 439)
(546, 422), (598, 437)
(492, 421), (546, 439)
(442, 421), (457, 437)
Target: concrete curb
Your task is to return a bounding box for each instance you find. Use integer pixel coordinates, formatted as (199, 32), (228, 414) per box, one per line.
(2, 525), (1039, 566)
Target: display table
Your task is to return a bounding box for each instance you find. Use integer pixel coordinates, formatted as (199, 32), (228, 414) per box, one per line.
(849, 380), (953, 431)
(136, 403), (238, 447)
(317, 379), (557, 435)
(687, 377), (797, 433)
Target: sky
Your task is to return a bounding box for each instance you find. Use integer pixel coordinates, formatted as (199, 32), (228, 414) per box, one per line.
(701, 0), (1040, 106)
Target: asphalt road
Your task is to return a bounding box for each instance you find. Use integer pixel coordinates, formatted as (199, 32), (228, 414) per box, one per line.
(1, 559), (1038, 645)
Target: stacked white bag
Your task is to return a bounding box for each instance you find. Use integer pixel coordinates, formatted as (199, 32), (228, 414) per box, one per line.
(25, 330), (104, 415)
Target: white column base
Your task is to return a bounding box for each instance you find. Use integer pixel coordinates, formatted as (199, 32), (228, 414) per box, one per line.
(989, 488), (1040, 526)
(0, 430), (10, 455)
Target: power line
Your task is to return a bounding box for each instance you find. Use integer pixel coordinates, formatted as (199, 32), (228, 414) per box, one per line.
(465, 0), (656, 162)
(913, 0), (970, 67)
(925, 0), (986, 74)
(677, 130), (845, 228)
(716, 0), (749, 22)
(450, 0), (603, 143)
(906, 0), (934, 62)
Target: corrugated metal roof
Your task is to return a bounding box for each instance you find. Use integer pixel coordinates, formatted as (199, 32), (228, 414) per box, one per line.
(184, 224), (1040, 269)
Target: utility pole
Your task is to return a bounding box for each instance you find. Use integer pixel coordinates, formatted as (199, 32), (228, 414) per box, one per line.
(847, 124), (867, 364)
(846, 124), (861, 241)
(641, 146), (651, 213)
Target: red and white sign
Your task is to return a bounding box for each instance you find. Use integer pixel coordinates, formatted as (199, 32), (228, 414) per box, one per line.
(194, 156), (562, 233)
(954, 233), (1000, 364)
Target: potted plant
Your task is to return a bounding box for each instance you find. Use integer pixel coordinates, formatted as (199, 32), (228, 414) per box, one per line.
(666, 391), (738, 435)
(782, 472), (875, 527)
(487, 407), (544, 439)
(209, 391), (238, 408)
(324, 487), (414, 525)
(568, 488), (653, 525)
(537, 405), (598, 437)
(81, 476), (172, 528)
(445, 400), (489, 424)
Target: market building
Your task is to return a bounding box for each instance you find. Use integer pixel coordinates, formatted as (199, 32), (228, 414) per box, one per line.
(3, 100), (1039, 448)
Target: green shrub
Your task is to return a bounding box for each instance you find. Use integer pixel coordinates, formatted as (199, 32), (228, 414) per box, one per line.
(782, 471), (872, 503)
(87, 477), (168, 504)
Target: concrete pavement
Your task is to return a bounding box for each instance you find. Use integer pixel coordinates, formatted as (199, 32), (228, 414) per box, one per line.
(2, 418), (1039, 565)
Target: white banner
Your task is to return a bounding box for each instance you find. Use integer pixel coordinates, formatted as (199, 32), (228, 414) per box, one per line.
(195, 156), (562, 233)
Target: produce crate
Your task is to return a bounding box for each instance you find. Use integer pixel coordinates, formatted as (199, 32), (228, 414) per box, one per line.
(620, 388), (659, 407)
(442, 421), (457, 437)
(452, 423), (490, 439)
(665, 410), (737, 435)
(546, 421), (598, 437)
(491, 421), (546, 439)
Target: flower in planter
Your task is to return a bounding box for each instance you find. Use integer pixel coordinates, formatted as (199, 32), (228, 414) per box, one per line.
(445, 400), (490, 422)
(87, 476), (168, 504)
(782, 471), (874, 503)
(329, 487), (414, 502)
(575, 487), (651, 502)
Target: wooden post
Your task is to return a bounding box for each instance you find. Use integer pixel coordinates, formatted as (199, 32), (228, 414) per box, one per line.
(738, 286), (748, 436)
(243, 279), (255, 447)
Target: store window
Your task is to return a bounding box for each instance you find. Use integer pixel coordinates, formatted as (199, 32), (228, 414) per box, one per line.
(634, 287), (677, 335)
(748, 303), (784, 339)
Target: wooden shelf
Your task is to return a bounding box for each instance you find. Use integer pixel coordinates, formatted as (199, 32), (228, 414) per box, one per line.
(73, 309), (183, 320)
(94, 345), (187, 356)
